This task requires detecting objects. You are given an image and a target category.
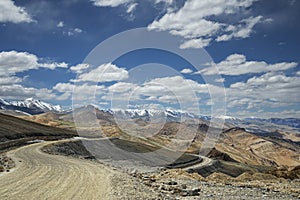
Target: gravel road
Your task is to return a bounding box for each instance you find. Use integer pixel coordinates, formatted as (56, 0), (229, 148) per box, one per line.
(0, 141), (114, 199)
(0, 141), (159, 200)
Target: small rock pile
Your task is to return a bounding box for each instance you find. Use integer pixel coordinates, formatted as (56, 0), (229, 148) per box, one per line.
(0, 154), (15, 172)
(130, 169), (300, 199)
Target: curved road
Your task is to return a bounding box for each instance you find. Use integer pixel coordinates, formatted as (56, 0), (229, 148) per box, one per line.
(0, 138), (214, 199)
(0, 141), (114, 200)
(182, 155), (214, 170)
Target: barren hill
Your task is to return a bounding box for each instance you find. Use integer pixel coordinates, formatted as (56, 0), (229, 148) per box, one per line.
(0, 113), (76, 151)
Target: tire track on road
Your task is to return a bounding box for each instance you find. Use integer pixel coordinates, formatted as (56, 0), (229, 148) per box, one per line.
(0, 141), (113, 200)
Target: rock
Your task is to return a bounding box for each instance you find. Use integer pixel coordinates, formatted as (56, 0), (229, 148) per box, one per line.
(182, 188), (201, 196)
(0, 165), (4, 172)
(181, 184), (187, 189)
(168, 181), (177, 185)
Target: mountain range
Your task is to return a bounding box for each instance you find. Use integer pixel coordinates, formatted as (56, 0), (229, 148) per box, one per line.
(0, 98), (62, 115)
(1, 98), (299, 169)
(0, 98), (299, 131)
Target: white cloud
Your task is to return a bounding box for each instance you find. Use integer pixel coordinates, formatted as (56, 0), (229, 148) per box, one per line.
(199, 54), (297, 75)
(0, 76), (22, 85)
(0, 84), (57, 100)
(137, 76), (210, 103)
(0, 51), (70, 101)
(108, 82), (137, 93)
(0, 51), (38, 76)
(0, 0), (34, 23)
(215, 78), (225, 83)
(91, 0), (132, 7)
(148, 0), (261, 48)
(54, 82), (107, 101)
(296, 71), (300, 76)
(96, 75), (213, 105)
(154, 0), (174, 4)
(65, 27), (83, 36)
(180, 38), (212, 49)
(216, 16), (262, 42)
(0, 51), (68, 76)
(180, 68), (193, 74)
(40, 62), (68, 70)
(70, 63), (90, 74)
(91, 0), (138, 20)
(72, 63), (128, 83)
(126, 2), (138, 13)
(57, 21), (64, 28)
(231, 72), (300, 90)
(227, 72), (300, 114)
(74, 28), (82, 33)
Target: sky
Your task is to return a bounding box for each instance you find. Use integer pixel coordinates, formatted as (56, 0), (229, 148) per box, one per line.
(0, 0), (299, 118)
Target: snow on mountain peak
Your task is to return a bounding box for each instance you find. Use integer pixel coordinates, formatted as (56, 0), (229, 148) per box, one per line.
(0, 98), (10, 106)
(6, 98), (62, 113)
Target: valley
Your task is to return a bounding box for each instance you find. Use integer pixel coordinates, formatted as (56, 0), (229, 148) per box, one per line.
(0, 99), (299, 199)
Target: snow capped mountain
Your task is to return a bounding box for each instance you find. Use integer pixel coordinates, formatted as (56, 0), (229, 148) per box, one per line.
(11, 98), (62, 112)
(0, 98), (62, 115)
(1, 98), (298, 131)
(110, 109), (242, 123)
(109, 108), (203, 122)
(216, 115), (240, 120)
(0, 98), (10, 106)
(105, 108), (299, 131)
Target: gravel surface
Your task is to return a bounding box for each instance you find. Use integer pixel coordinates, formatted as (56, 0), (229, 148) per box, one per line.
(1, 140), (299, 199)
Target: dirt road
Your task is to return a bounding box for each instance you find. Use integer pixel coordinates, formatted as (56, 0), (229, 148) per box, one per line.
(182, 155), (214, 171)
(0, 141), (115, 200)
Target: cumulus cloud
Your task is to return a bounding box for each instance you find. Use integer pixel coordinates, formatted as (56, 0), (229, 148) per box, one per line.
(57, 21), (64, 28)
(0, 0), (34, 23)
(0, 51), (68, 77)
(39, 62), (68, 70)
(91, 0), (132, 7)
(0, 51), (69, 101)
(148, 0), (262, 48)
(65, 27), (83, 36)
(154, 0), (174, 4)
(126, 2), (138, 13)
(0, 84), (57, 100)
(108, 82), (137, 93)
(199, 54), (297, 75)
(129, 76), (210, 104)
(0, 76), (22, 85)
(70, 63), (90, 74)
(180, 68), (193, 74)
(180, 38), (212, 49)
(216, 16), (262, 42)
(227, 72), (300, 113)
(215, 78), (225, 83)
(91, 0), (139, 20)
(72, 63), (128, 83)
(53, 82), (107, 101)
(230, 72), (300, 90)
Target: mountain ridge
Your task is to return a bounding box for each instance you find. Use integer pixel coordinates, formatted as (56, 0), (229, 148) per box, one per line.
(0, 98), (62, 115)
(1, 98), (299, 130)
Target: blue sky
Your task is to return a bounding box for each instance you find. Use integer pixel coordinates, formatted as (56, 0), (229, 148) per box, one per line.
(0, 0), (299, 118)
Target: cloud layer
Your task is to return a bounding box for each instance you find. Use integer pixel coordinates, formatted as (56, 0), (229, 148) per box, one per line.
(0, 51), (68, 100)
(148, 0), (262, 48)
(0, 0), (33, 23)
(199, 54), (297, 75)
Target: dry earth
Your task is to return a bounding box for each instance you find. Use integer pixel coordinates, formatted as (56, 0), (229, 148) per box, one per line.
(1, 140), (299, 200)
(0, 141), (160, 200)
